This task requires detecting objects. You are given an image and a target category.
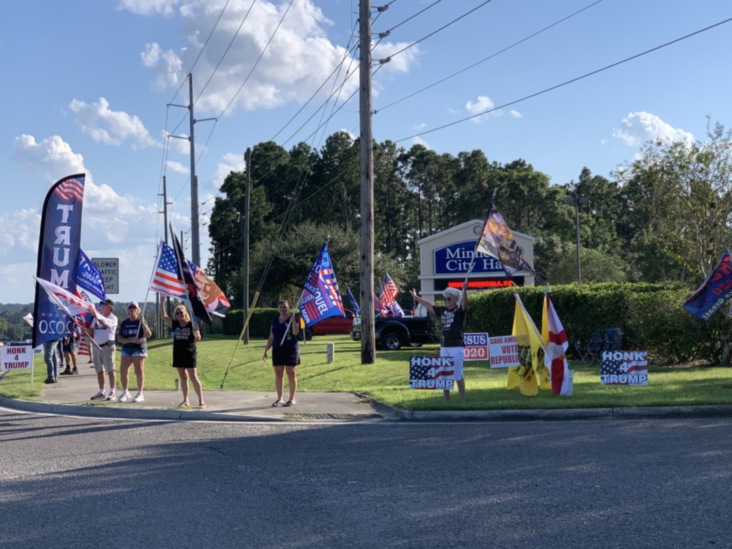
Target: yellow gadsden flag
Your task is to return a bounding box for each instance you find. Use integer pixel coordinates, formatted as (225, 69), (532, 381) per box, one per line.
(507, 294), (551, 396)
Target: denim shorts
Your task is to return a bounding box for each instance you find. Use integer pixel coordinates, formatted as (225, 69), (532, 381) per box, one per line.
(121, 346), (147, 358)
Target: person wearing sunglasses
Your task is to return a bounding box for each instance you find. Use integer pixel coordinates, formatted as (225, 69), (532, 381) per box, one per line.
(410, 281), (469, 403)
(161, 302), (205, 408)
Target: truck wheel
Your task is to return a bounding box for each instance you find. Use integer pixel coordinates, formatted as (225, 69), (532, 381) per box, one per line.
(409, 342), (423, 348)
(382, 332), (402, 350)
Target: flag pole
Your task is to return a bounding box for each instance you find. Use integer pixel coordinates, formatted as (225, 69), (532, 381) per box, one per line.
(137, 241), (162, 338)
(168, 222), (199, 331)
(32, 276), (103, 350)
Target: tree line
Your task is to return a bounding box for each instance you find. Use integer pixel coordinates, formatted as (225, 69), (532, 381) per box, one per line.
(203, 120), (732, 308)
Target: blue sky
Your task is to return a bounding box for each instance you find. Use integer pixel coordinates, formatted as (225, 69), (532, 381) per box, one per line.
(1, 0), (731, 304)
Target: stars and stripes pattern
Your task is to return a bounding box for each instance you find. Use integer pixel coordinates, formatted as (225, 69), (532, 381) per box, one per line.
(149, 241), (186, 297)
(53, 178), (85, 203)
(298, 240), (345, 328)
(381, 272), (398, 307)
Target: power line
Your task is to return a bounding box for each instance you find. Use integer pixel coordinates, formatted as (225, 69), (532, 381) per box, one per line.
(376, 0), (493, 66)
(374, 0), (602, 115)
(395, 16), (732, 143)
(375, 0), (441, 39)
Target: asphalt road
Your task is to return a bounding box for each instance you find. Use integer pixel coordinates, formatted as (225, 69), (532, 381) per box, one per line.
(1, 409), (730, 548)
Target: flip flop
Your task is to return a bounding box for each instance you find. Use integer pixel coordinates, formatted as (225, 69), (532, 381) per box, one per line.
(272, 400), (284, 407)
(284, 400), (295, 407)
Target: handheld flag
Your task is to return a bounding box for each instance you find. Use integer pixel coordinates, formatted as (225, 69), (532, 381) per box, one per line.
(170, 231), (212, 325)
(150, 241), (186, 298)
(541, 295), (573, 396)
(77, 249), (107, 301)
(346, 285), (361, 315)
(33, 276), (103, 322)
(190, 261), (231, 317)
(507, 294), (550, 396)
(299, 240), (345, 327)
(381, 272), (399, 307)
(33, 174), (85, 347)
(684, 248), (732, 321)
(475, 204), (530, 276)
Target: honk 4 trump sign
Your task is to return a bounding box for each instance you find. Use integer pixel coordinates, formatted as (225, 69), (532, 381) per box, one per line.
(1, 343), (33, 371)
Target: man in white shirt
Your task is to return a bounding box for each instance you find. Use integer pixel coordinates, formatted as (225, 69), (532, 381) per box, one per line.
(85, 299), (119, 401)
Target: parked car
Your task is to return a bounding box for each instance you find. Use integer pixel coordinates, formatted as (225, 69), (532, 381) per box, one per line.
(351, 314), (440, 350)
(304, 309), (355, 339)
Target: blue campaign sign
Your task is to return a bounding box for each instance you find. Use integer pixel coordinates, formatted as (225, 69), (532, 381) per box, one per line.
(434, 241), (504, 275)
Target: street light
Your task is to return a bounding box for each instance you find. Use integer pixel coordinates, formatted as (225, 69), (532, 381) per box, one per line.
(563, 191), (589, 284)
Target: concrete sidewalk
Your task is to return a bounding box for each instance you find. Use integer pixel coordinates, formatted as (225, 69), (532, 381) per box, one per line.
(0, 362), (398, 422)
(4, 362), (732, 423)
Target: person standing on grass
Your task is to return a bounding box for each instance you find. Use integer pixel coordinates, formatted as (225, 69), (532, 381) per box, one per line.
(117, 301), (152, 403)
(410, 281), (469, 404)
(161, 302), (205, 408)
(262, 300), (300, 407)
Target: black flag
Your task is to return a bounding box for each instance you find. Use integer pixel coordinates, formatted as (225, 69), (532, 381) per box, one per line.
(170, 231), (212, 325)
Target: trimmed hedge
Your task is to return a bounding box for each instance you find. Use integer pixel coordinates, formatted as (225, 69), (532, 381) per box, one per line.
(466, 282), (732, 365)
(222, 308), (278, 339)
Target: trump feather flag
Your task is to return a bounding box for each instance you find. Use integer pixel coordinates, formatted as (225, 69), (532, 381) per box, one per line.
(541, 294), (573, 396)
(507, 294), (551, 396)
(33, 174), (85, 347)
(299, 239), (345, 327)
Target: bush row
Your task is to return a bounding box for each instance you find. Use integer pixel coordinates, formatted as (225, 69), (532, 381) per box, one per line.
(467, 282), (732, 364)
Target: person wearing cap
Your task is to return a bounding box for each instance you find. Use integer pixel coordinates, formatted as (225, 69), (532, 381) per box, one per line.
(117, 301), (152, 403)
(85, 298), (119, 401)
(410, 280), (469, 403)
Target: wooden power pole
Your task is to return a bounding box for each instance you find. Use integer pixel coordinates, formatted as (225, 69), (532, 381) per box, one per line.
(359, 0), (375, 364)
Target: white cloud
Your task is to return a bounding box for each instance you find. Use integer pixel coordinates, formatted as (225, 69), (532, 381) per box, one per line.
(167, 160), (189, 174)
(613, 112), (694, 147)
(9, 133), (160, 273)
(69, 97), (159, 148)
(117, 0), (180, 17)
(465, 95), (499, 123)
(412, 137), (431, 149)
(214, 152), (244, 189)
(509, 109), (522, 119)
(135, 1), (420, 115)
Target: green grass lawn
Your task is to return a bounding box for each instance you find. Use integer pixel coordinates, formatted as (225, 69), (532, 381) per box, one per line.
(3, 334), (732, 411)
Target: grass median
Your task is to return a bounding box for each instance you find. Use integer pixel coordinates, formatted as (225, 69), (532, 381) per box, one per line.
(3, 334), (732, 411)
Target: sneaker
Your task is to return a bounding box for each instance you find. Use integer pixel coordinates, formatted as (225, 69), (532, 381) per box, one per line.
(118, 391), (131, 403)
(132, 393), (145, 403)
(90, 390), (105, 400)
(72, 368), (79, 375)
(106, 392), (116, 401)
(60, 368), (73, 376)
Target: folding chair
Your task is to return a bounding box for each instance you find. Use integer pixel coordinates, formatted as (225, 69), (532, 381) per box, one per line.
(605, 328), (623, 351)
(587, 332), (605, 363)
(573, 340), (588, 362)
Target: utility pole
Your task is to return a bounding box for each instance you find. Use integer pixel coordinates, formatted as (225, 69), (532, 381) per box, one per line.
(188, 74), (200, 266)
(157, 176), (172, 337)
(242, 147), (252, 344)
(359, 0), (375, 364)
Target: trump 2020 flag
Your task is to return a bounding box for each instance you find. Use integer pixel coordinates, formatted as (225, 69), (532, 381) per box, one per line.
(299, 240), (345, 327)
(541, 294), (573, 396)
(475, 204), (530, 276)
(77, 249), (107, 302)
(33, 174), (85, 347)
(507, 294), (550, 396)
(684, 248), (732, 321)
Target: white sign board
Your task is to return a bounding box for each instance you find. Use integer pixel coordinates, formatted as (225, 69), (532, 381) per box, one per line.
(488, 335), (521, 368)
(1, 343), (33, 371)
(91, 257), (119, 294)
(600, 350), (648, 385)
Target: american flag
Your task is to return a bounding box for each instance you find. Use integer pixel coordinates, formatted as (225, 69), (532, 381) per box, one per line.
(149, 241), (186, 297)
(53, 178), (84, 203)
(381, 272), (398, 307)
